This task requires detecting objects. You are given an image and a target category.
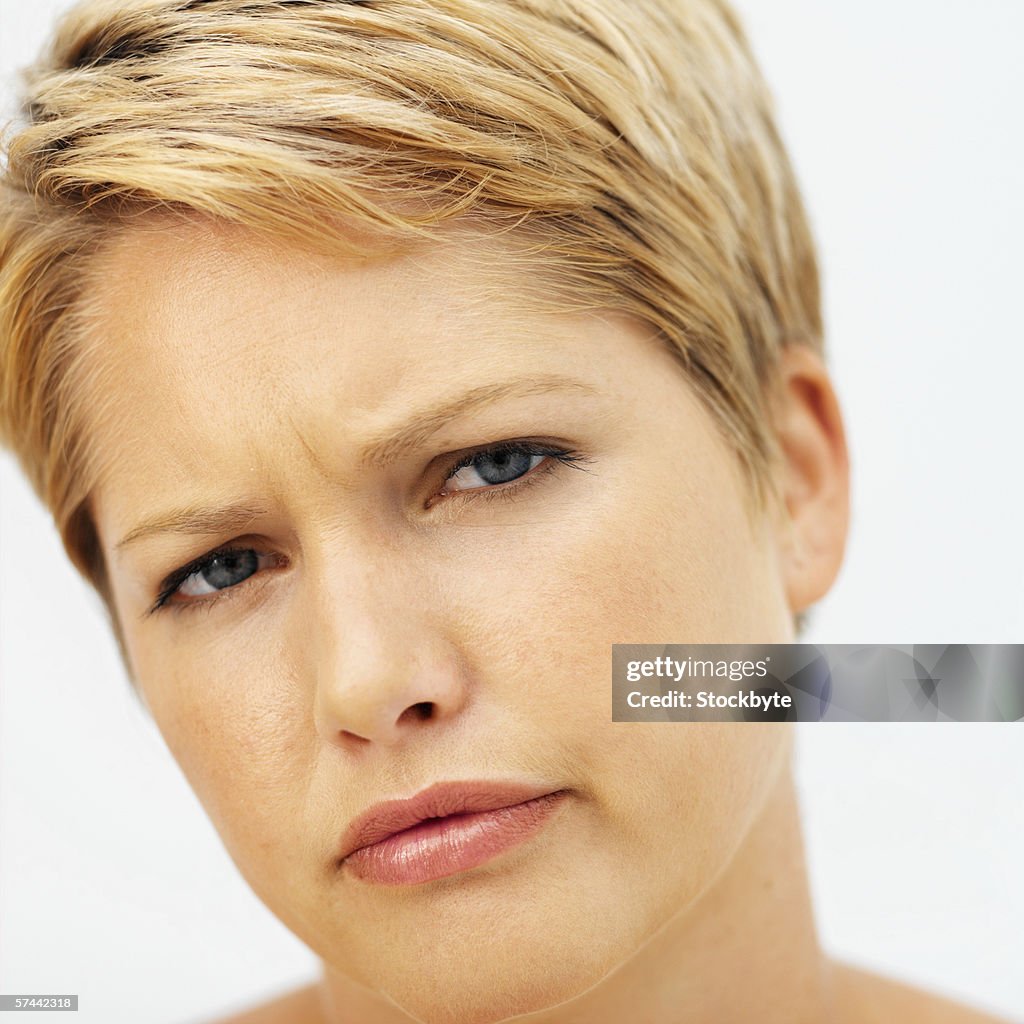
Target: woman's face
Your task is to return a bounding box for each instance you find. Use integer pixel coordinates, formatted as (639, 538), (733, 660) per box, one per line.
(88, 219), (803, 1023)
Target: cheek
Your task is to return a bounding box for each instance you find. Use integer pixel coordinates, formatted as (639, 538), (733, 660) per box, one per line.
(630, 723), (790, 851)
(479, 447), (778, 727)
(471, 446), (789, 906)
(136, 630), (313, 876)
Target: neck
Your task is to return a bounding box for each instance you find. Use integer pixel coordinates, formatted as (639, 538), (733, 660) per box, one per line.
(317, 763), (839, 1024)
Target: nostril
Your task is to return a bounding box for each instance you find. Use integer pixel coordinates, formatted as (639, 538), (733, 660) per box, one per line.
(409, 701), (434, 722)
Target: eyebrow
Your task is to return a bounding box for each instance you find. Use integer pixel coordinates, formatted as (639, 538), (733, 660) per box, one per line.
(113, 374), (595, 553)
(359, 375), (596, 469)
(115, 503), (271, 553)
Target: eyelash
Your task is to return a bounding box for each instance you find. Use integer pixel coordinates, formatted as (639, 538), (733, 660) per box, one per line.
(148, 440), (591, 617)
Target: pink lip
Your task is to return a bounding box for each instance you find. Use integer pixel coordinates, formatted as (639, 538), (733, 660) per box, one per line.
(338, 781), (569, 886)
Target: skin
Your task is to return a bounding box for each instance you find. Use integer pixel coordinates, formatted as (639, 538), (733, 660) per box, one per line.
(80, 220), (1006, 1024)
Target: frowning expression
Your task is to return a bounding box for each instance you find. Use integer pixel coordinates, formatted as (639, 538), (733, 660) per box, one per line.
(87, 218), (796, 1023)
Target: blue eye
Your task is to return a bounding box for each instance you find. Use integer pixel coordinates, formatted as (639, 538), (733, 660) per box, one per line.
(445, 448), (543, 489)
(442, 441), (586, 494)
(178, 549), (260, 597)
(152, 547), (278, 614)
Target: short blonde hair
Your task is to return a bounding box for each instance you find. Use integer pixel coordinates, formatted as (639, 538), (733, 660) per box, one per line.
(1, 0), (821, 627)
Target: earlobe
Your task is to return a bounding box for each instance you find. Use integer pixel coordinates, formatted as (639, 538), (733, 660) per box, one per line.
(769, 344), (851, 615)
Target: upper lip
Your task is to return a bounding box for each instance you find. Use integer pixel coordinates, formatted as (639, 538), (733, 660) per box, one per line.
(337, 780), (563, 862)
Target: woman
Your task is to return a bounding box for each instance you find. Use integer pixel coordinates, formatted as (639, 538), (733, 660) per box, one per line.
(0, 1), (1011, 1022)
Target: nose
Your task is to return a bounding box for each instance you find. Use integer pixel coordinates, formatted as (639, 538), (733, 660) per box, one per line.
(302, 555), (471, 750)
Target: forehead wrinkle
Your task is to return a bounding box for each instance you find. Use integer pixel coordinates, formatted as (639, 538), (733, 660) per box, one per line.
(285, 409), (333, 480)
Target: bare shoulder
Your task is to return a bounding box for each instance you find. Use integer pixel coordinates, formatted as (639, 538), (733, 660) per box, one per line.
(202, 983), (326, 1024)
(833, 962), (1016, 1024)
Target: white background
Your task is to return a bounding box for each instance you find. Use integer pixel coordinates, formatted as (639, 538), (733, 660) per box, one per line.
(1, 1), (1022, 1022)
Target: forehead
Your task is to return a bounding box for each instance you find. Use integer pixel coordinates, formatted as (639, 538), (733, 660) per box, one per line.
(77, 218), (686, 540)
(85, 220), (552, 414)
(84, 217), (547, 402)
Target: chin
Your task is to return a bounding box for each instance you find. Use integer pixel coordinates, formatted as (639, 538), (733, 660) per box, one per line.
(381, 960), (608, 1024)
(332, 893), (643, 1024)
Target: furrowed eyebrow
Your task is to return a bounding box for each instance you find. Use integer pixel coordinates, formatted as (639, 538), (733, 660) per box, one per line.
(114, 374), (595, 553)
(358, 375), (596, 469)
(115, 504), (270, 554)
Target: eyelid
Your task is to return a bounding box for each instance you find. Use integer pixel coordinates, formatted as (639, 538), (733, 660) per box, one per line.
(147, 544), (283, 617)
(439, 439), (585, 486)
(427, 439), (592, 509)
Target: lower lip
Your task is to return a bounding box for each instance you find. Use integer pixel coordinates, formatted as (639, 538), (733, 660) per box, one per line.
(342, 791), (569, 886)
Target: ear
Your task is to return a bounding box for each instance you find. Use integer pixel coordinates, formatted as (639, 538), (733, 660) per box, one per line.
(768, 344), (851, 616)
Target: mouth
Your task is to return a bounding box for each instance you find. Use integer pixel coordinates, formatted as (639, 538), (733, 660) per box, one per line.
(338, 780), (570, 886)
